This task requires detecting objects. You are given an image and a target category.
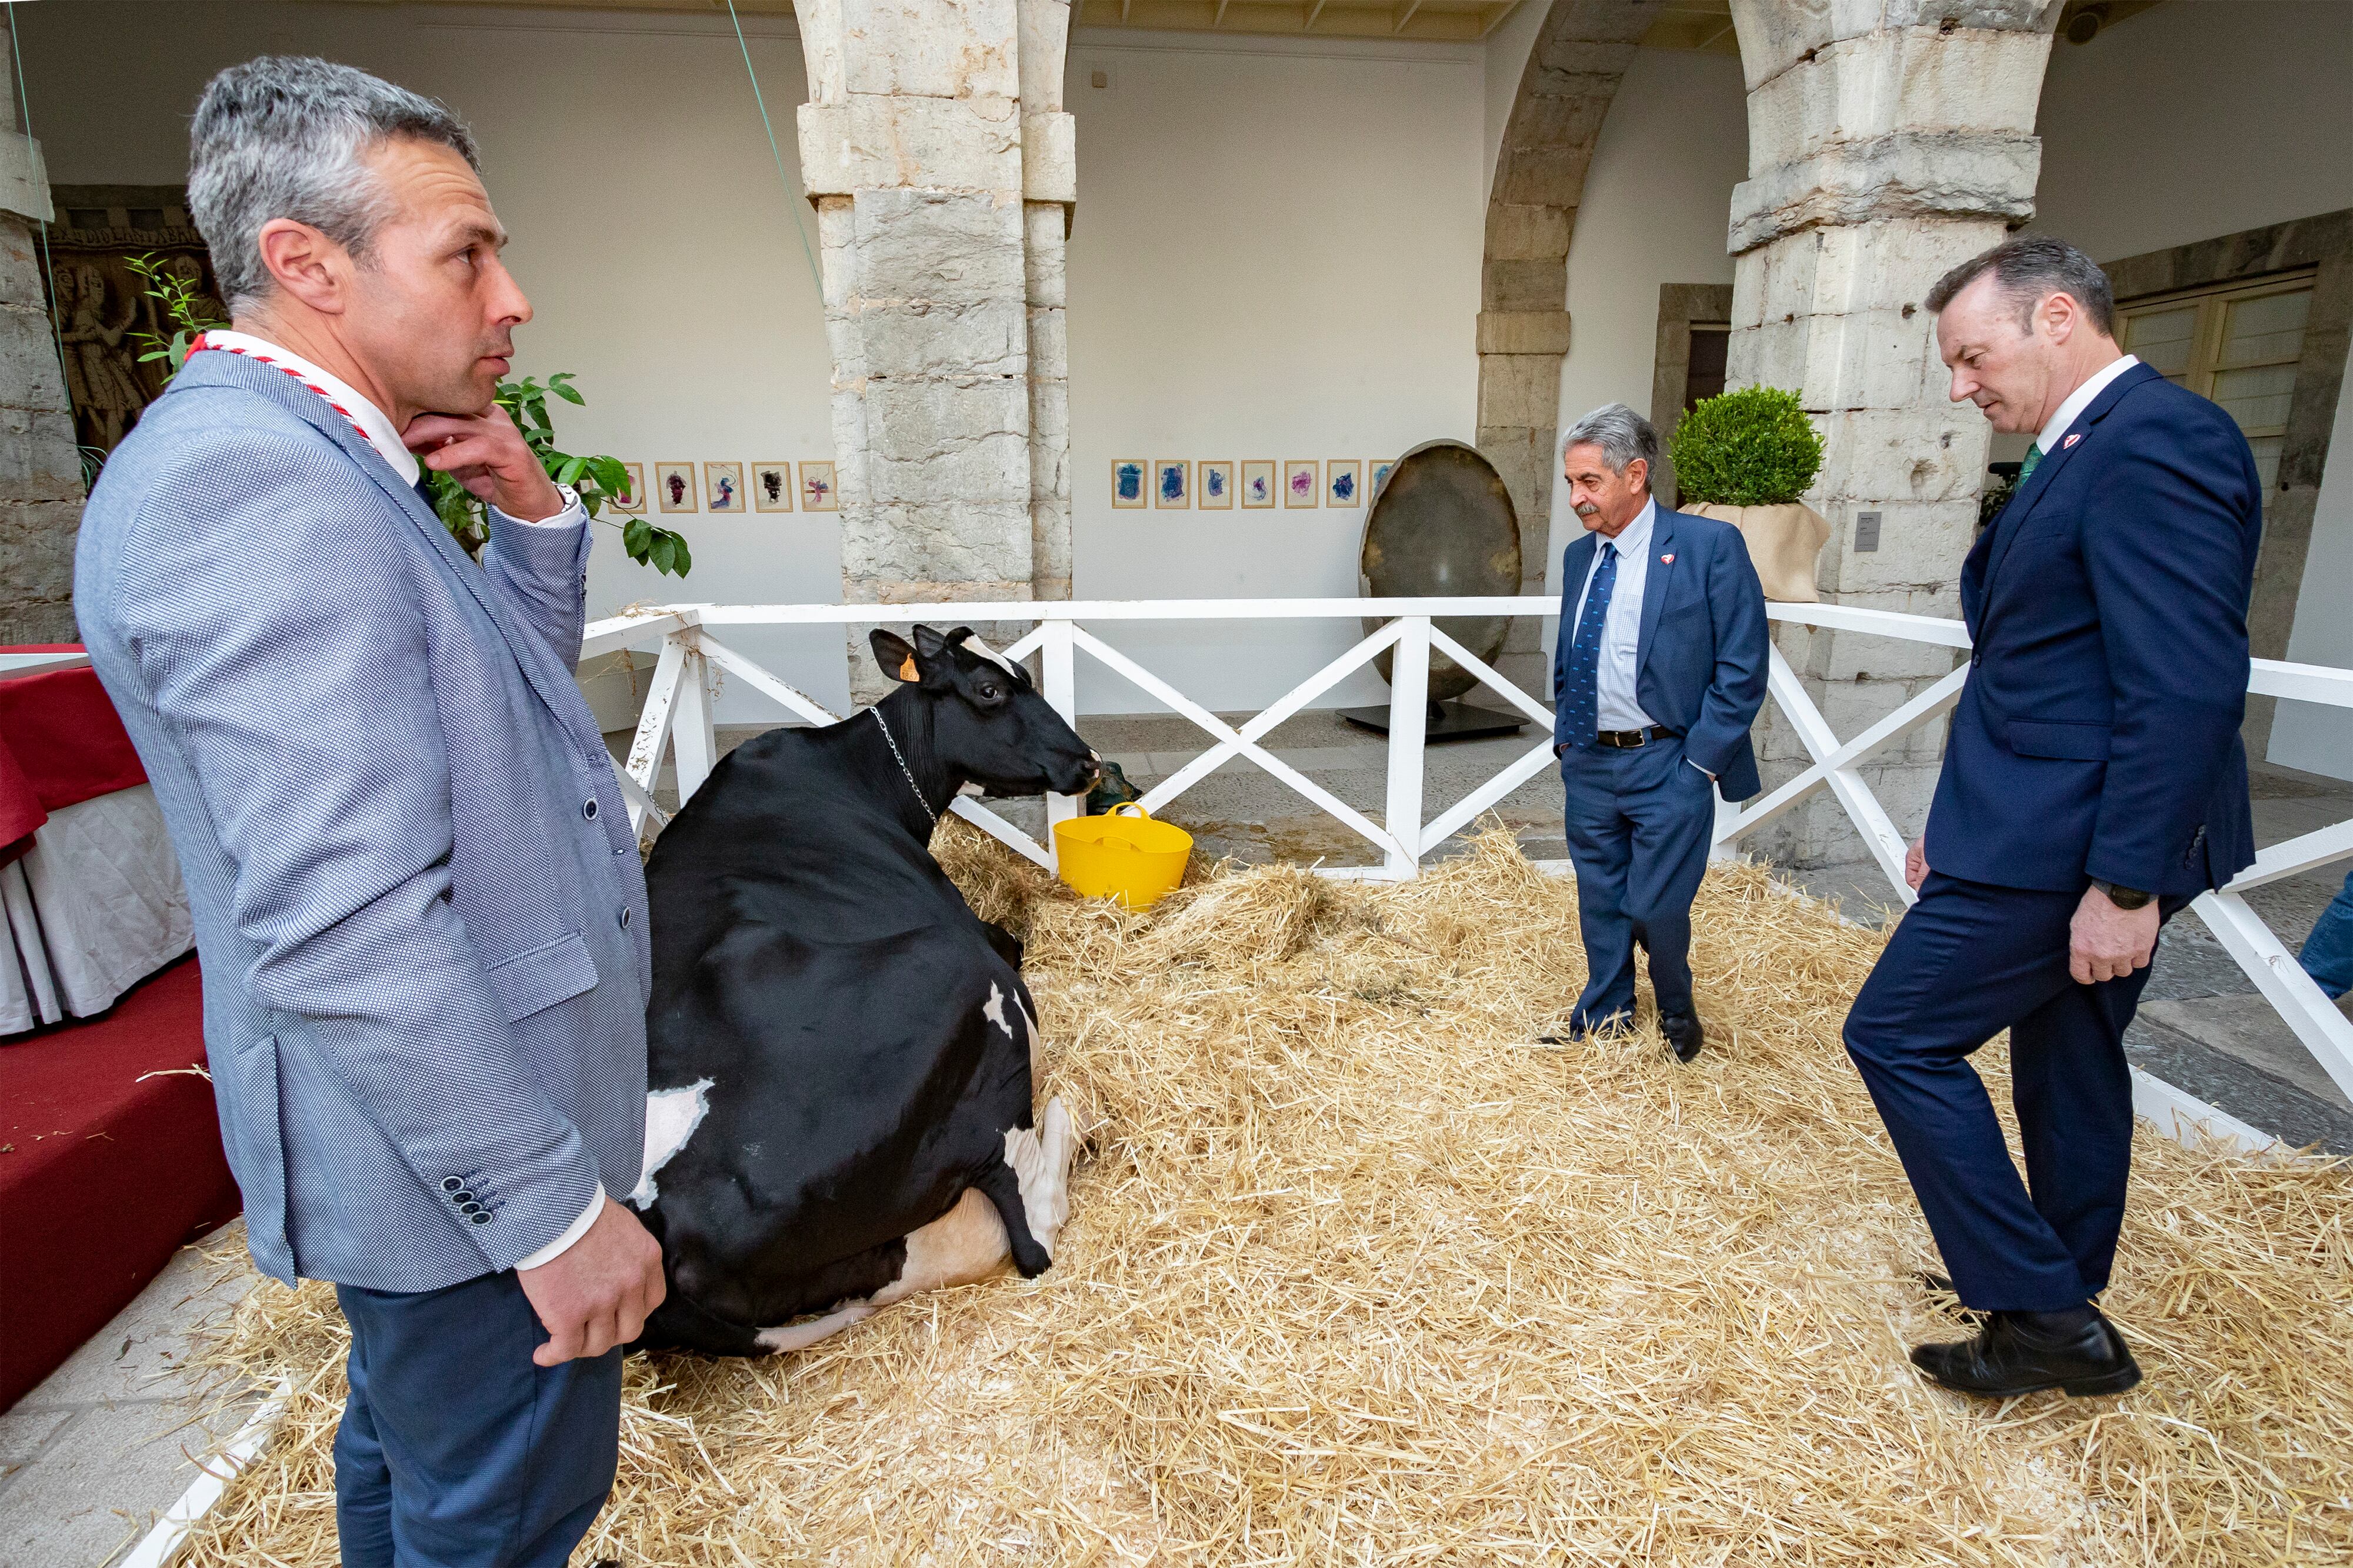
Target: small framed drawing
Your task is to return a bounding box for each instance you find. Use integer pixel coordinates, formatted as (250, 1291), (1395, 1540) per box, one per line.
(655, 462), (698, 513)
(1240, 461), (1276, 508)
(800, 461), (839, 512)
(609, 462), (646, 515)
(1198, 460), (1234, 509)
(1368, 459), (1395, 505)
(1326, 459), (1362, 509)
(1154, 460), (1189, 509)
(1111, 459), (1147, 509)
(752, 462), (794, 513)
(1284, 460), (1319, 508)
(704, 462), (745, 515)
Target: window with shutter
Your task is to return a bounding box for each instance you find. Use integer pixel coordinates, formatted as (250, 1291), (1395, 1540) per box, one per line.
(2119, 272), (2315, 494)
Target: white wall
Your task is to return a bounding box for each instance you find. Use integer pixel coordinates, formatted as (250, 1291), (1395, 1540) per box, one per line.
(2034, 0), (2353, 265)
(2034, 0), (2353, 779)
(1064, 30), (1485, 715)
(30, 3), (1492, 722)
(25, 1), (850, 722)
(1542, 47), (1747, 599)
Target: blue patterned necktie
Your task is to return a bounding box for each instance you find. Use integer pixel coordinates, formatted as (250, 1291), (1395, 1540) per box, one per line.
(1562, 541), (1618, 746)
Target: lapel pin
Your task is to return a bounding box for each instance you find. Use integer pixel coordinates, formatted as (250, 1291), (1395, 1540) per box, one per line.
(2062, 432), (2082, 449)
(1660, 552), (1675, 565)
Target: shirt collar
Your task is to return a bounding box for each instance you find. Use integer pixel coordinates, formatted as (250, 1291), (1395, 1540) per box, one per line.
(202, 329), (421, 485)
(2035, 353), (2139, 456)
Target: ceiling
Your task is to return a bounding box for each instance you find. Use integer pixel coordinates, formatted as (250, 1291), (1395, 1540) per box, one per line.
(320, 0), (2163, 51)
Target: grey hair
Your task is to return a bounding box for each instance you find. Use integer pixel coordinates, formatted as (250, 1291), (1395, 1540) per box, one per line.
(1560, 403), (1659, 488)
(1925, 233), (2117, 337)
(188, 56), (478, 312)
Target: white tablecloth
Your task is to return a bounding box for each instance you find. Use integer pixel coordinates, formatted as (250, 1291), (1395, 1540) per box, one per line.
(2, 784), (194, 1035)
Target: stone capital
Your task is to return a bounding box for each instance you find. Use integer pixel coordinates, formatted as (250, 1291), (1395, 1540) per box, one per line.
(1728, 131), (2041, 254)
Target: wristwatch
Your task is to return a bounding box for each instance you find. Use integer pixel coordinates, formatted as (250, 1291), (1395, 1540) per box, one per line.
(2090, 878), (2153, 910)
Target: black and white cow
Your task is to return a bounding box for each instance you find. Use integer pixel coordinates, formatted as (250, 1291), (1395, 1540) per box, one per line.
(630, 625), (1098, 1355)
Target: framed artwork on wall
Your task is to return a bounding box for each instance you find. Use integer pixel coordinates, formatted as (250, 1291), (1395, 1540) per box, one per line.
(655, 462), (697, 514)
(1326, 459), (1362, 509)
(1154, 460), (1189, 508)
(1198, 460), (1234, 509)
(1368, 459), (1395, 505)
(752, 462), (794, 513)
(1241, 461), (1275, 508)
(1284, 461), (1319, 508)
(1111, 459), (1146, 509)
(800, 461), (839, 512)
(704, 462), (745, 514)
(609, 462), (645, 515)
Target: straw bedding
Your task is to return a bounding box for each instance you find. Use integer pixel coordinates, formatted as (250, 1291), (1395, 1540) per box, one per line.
(176, 825), (2351, 1565)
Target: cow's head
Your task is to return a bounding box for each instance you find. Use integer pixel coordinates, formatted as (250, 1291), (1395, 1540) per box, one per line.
(870, 625), (1099, 798)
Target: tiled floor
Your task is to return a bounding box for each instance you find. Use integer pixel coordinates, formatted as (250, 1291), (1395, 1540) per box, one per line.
(0, 1226), (257, 1568)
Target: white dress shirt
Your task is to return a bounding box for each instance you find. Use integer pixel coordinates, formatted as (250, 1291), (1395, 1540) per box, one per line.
(2036, 353), (2141, 458)
(1569, 496), (1657, 732)
(206, 331), (603, 1266)
(201, 330), (582, 531)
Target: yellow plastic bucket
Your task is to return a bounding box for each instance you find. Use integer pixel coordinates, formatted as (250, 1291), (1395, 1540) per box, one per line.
(1054, 804), (1193, 909)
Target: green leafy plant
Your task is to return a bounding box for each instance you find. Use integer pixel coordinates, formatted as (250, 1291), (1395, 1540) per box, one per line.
(124, 253), (689, 576)
(1668, 385), (1825, 508)
(426, 374), (691, 578)
(124, 252), (226, 374)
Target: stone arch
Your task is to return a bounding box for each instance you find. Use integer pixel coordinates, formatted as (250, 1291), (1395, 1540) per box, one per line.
(1477, 0), (1653, 677)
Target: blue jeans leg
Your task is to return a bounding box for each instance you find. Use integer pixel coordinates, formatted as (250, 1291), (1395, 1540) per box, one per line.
(2298, 870), (2353, 999)
(334, 1269), (622, 1568)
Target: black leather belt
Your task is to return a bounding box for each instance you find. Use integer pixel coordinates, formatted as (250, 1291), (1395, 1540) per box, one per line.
(1594, 725), (1676, 749)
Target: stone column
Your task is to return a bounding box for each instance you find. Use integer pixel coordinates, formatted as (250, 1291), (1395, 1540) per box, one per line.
(1478, 0), (1647, 695)
(1723, 0), (2058, 878)
(1020, 0), (1075, 604)
(0, 84), (82, 645)
(796, 0), (1074, 700)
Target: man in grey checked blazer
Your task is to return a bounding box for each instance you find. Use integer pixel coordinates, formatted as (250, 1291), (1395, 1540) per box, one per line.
(75, 58), (662, 1567)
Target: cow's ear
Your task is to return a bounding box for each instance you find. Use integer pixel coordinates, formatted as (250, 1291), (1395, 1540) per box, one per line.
(869, 628), (922, 684)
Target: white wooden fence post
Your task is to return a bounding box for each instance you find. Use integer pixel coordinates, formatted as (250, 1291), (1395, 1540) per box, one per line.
(671, 640), (718, 806)
(1042, 617), (1080, 871)
(1384, 617), (1429, 878)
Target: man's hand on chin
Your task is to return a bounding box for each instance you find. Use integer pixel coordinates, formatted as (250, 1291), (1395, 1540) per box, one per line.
(407, 403), (566, 522)
(515, 1195), (667, 1366)
(2069, 884), (2160, 985)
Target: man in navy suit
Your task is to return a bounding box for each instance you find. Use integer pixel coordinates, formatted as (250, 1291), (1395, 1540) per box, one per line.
(1845, 235), (2261, 1399)
(1552, 405), (1768, 1062)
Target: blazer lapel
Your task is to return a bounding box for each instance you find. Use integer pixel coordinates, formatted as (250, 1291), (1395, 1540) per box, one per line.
(1635, 507), (1676, 673)
(181, 353), (601, 752)
(1979, 361), (2161, 606)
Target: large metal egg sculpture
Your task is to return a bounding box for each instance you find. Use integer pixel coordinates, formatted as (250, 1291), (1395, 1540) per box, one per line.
(1359, 440), (1523, 706)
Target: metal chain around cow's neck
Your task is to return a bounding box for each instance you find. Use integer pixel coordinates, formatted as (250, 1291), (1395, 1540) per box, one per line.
(870, 705), (937, 828)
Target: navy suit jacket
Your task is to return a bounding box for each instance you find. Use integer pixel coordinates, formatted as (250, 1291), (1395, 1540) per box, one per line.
(1926, 361), (2261, 896)
(1552, 504), (1769, 802)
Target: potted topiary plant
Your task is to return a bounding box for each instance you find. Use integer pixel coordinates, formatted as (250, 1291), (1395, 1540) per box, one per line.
(1666, 385), (1829, 603)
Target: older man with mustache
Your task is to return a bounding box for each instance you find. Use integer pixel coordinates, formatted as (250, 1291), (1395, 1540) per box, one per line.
(75, 57), (661, 1566)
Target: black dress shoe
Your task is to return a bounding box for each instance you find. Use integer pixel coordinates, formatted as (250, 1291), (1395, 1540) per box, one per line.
(1659, 1010), (1704, 1063)
(1911, 1309), (2141, 1399)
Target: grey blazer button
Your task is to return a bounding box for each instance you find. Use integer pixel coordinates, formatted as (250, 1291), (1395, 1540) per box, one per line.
(441, 1176), (463, 1193)
(459, 1202), (482, 1216)
(469, 1212), (491, 1226)
(584, 798), (598, 820)
(619, 906), (632, 929)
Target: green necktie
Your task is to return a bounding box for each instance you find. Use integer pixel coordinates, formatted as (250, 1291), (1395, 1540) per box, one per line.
(2019, 441), (2045, 482)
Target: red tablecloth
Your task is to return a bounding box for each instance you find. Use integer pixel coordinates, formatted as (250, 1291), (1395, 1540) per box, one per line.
(0, 956), (239, 1411)
(0, 647), (147, 860)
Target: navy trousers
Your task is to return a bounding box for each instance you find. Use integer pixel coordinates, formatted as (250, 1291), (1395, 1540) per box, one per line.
(335, 1269), (622, 1568)
(1560, 736), (1717, 1029)
(1842, 871), (2182, 1313)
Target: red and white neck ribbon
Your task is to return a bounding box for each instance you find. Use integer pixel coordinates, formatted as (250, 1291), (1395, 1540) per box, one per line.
(186, 331), (373, 445)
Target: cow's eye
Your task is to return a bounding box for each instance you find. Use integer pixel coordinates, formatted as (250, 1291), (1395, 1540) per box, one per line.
(976, 682), (1002, 702)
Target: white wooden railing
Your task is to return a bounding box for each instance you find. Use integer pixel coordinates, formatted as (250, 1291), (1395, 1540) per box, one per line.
(589, 598), (2353, 1141)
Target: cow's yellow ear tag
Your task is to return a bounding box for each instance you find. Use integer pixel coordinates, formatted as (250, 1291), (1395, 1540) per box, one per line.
(899, 655), (919, 682)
